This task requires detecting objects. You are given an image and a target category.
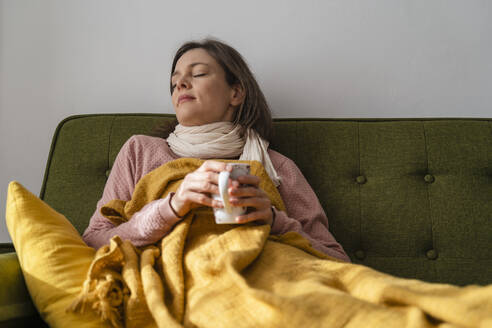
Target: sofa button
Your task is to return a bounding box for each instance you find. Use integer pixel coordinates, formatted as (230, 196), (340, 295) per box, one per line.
(424, 174), (435, 183)
(426, 249), (438, 260)
(105, 169), (111, 178)
(355, 250), (366, 260)
(356, 175), (367, 184)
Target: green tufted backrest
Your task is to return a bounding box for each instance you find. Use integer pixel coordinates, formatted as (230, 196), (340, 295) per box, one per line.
(40, 114), (492, 286)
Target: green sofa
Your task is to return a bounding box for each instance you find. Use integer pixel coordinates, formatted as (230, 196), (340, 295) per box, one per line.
(1, 114), (492, 327)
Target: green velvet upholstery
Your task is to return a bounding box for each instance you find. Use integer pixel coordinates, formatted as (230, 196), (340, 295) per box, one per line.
(2, 114), (491, 326)
(0, 253), (47, 327)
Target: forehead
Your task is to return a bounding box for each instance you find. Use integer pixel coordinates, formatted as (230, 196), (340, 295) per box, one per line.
(174, 48), (218, 71)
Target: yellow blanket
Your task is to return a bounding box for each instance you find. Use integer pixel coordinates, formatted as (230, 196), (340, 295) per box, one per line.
(68, 158), (492, 328)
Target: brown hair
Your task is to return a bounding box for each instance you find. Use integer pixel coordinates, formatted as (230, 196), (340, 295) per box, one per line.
(150, 38), (273, 141)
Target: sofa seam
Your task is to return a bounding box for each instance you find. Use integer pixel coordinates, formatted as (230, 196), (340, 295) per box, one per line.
(421, 121), (437, 280)
(107, 116), (117, 171)
(489, 121), (492, 174)
(357, 122), (362, 253)
(295, 121), (299, 170)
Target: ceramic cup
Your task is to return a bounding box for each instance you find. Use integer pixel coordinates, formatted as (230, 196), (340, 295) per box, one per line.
(213, 163), (251, 224)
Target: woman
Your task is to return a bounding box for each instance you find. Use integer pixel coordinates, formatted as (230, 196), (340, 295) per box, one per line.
(82, 38), (350, 262)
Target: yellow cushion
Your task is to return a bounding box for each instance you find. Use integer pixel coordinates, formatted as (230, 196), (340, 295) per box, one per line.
(5, 181), (111, 327)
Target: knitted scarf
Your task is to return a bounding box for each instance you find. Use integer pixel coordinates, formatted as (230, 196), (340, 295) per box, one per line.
(166, 122), (281, 186)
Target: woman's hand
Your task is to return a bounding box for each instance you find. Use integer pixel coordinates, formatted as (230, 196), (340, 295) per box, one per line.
(228, 175), (274, 226)
(170, 160), (230, 217)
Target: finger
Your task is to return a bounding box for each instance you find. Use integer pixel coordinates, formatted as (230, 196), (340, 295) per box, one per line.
(194, 179), (221, 195)
(235, 174), (260, 187)
(185, 191), (223, 208)
(235, 209), (271, 224)
(229, 185), (264, 198)
(229, 196), (270, 209)
(184, 171), (221, 193)
(197, 160), (231, 173)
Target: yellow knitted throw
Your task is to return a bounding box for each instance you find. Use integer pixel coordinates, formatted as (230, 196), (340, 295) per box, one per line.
(68, 158), (492, 328)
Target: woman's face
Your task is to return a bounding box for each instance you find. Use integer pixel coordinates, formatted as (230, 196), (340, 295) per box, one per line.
(171, 48), (243, 126)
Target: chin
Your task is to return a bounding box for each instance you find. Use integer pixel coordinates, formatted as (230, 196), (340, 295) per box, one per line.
(177, 118), (205, 127)
(177, 114), (212, 127)
(176, 114), (196, 126)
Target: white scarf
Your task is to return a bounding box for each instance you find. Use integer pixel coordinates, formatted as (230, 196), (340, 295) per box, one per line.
(166, 122), (281, 186)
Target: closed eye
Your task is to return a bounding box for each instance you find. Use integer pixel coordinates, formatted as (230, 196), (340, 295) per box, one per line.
(171, 74), (206, 93)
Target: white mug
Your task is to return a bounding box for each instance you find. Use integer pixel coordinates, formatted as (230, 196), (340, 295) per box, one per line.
(213, 163), (251, 224)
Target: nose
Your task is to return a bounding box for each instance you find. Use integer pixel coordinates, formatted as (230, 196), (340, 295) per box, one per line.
(176, 75), (191, 91)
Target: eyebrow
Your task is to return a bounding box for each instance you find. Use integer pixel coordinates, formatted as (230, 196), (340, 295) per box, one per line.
(172, 62), (210, 77)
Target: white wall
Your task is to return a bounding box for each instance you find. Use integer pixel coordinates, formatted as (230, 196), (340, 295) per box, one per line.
(1, 0), (491, 243)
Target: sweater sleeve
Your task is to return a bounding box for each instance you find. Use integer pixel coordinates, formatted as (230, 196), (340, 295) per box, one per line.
(82, 136), (182, 249)
(270, 157), (351, 262)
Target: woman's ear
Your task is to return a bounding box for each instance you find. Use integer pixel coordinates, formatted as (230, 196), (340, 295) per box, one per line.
(230, 84), (246, 107)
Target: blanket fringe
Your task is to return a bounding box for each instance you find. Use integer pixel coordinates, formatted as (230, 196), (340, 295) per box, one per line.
(67, 237), (129, 328)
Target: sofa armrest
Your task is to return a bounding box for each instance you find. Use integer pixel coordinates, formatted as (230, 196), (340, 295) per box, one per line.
(0, 252), (38, 323)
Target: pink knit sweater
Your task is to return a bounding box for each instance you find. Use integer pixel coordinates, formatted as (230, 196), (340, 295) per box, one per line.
(82, 135), (350, 262)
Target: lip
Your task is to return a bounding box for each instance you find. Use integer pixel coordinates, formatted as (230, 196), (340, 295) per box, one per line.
(178, 94), (195, 104)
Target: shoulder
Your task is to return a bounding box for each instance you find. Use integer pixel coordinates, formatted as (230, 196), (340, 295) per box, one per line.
(118, 134), (178, 165)
(121, 135), (175, 156)
(125, 134), (169, 149)
(117, 135), (179, 181)
(267, 148), (298, 171)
